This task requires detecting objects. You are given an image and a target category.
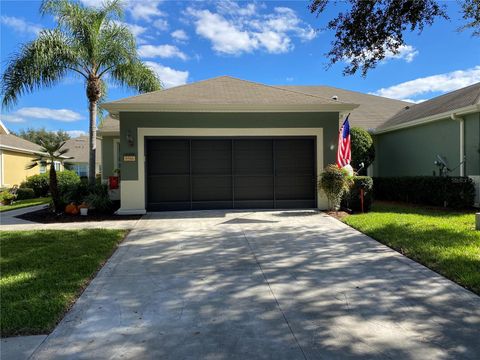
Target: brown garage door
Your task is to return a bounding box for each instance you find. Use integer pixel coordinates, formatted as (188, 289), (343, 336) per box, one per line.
(146, 137), (316, 211)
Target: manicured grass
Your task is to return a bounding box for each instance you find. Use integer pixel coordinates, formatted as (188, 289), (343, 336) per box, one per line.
(343, 202), (480, 295)
(0, 197), (51, 212)
(0, 229), (127, 336)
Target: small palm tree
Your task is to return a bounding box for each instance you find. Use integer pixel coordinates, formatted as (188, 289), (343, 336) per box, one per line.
(2, 0), (161, 185)
(27, 139), (71, 212)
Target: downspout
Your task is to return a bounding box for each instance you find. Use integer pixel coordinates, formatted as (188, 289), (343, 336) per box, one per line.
(451, 113), (465, 176)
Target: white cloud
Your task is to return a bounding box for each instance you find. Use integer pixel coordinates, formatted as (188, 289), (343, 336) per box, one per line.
(127, 1), (165, 22)
(171, 29), (189, 42)
(186, 4), (317, 55)
(66, 130), (87, 138)
(1, 114), (25, 123)
(144, 61), (189, 88)
(384, 44), (418, 63)
(371, 66), (480, 100)
(0, 15), (42, 36)
(138, 45), (187, 60)
(5, 107), (83, 123)
(153, 19), (169, 31)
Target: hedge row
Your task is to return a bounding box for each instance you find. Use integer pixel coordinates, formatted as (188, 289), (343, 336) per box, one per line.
(373, 176), (475, 209)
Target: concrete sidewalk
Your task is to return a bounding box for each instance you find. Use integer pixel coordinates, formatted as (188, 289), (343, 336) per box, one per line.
(28, 210), (480, 359)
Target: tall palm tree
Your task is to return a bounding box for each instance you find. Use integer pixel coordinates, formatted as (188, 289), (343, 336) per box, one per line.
(2, 0), (161, 185)
(27, 139), (71, 212)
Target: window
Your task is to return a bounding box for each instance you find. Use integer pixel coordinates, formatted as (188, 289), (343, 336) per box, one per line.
(54, 161), (61, 171)
(40, 164), (46, 174)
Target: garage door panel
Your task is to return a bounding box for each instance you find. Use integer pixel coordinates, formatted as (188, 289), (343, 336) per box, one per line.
(276, 175), (316, 200)
(234, 140), (273, 175)
(192, 175), (232, 201)
(275, 139), (315, 175)
(191, 140), (232, 175)
(234, 176), (273, 200)
(147, 175), (190, 202)
(147, 140), (189, 174)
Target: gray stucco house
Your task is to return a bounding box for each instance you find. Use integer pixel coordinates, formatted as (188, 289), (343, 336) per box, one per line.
(98, 76), (480, 213)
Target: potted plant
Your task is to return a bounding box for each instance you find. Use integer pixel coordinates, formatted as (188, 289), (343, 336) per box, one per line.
(78, 202), (89, 216)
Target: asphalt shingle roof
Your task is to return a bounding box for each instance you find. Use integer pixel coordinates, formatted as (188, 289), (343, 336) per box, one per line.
(0, 133), (42, 153)
(377, 82), (480, 131)
(104, 76), (349, 106)
(63, 136), (101, 163)
(277, 85), (411, 130)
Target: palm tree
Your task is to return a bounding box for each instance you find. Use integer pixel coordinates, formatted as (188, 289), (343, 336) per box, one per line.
(2, 0), (161, 185)
(27, 139), (71, 212)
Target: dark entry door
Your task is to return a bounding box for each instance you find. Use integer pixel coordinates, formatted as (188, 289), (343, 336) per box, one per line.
(146, 137), (315, 211)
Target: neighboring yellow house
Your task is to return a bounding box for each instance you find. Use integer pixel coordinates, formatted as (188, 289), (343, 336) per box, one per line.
(0, 121), (62, 188)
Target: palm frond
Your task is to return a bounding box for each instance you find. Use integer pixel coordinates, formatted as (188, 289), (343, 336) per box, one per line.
(111, 60), (162, 93)
(2, 29), (80, 108)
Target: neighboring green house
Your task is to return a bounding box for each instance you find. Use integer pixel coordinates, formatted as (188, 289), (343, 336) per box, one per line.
(373, 83), (480, 179)
(98, 76), (479, 213)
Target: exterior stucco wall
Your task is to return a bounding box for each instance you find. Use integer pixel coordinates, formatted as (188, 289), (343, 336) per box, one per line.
(2, 150), (41, 187)
(374, 118), (461, 177)
(374, 113), (479, 177)
(464, 112), (480, 175)
(114, 111), (340, 213)
(101, 136), (116, 180)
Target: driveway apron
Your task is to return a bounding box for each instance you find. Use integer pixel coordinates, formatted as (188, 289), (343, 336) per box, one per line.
(31, 210), (480, 360)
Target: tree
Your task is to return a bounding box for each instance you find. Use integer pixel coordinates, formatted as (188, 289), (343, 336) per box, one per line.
(26, 139), (71, 212)
(350, 127), (375, 173)
(319, 164), (353, 211)
(309, 0), (479, 76)
(1, 0), (161, 185)
(14, 127), (70, 145)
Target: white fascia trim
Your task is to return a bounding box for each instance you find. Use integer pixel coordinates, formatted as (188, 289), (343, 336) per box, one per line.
(0, 150), (4, 187)
(0, 145), (44, 156)
(374, 104), (480, 134)
(102, 103), (359, 116)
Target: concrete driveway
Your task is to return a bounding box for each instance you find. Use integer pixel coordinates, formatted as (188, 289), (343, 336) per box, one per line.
(31, 210), (480, 359)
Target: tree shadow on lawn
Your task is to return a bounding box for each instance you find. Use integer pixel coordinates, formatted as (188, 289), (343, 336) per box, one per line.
(29, 218), (480, 360)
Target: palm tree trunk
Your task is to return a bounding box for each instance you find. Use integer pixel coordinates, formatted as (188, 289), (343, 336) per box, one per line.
(49, 162), (60, 212)
(88, 100), (97, 186)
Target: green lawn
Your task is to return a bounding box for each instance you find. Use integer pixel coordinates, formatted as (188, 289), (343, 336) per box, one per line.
(343, 203), (480, 295)
(0, 229), (127, 336)
(0, 197), (51, 212)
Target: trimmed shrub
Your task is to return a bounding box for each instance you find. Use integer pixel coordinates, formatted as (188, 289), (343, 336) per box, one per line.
(351, 127), (375, 174)
(319, 164), (353, 210)
(16, 187), (35, 200)
(342, 176), (373, 213)
(57, 170), (81, 194)
(21, 174), (49, 197)
(373, 176), (475, 209)
(0, 190), (15, 205)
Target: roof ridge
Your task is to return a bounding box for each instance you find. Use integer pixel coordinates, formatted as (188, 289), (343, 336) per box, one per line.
(280, 85), (413, 104)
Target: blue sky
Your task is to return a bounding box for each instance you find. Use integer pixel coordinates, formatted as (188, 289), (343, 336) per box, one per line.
(1, 0), (479, 137)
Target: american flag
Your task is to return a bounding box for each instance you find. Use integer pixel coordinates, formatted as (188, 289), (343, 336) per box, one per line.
(337, 114), (351, 168)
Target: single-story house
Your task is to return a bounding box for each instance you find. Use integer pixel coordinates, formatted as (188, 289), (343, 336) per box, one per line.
(63, 135), (102, 177)
(100, 76), (360, 214)
(0, 120), (63, 188)
(373, 82), (480, 178)
(98, 76), (480, 213)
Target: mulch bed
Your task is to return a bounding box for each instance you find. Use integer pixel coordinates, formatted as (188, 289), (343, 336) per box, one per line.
(17, 208), (142, 223)
(324, 210), (350, 221)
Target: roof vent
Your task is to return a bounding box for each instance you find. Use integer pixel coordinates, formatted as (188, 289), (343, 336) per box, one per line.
(404, 105), (410, 110)
(331, 95), (338, 101)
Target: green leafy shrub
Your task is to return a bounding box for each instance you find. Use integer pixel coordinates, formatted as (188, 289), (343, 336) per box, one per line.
(351, 127), (375, 173)
(373, 176), (475, 209)
(0, 190), (15, 205)
(342, 176), (373, 213)
(21, 174), (49, 197)
(57, 170), (81, 194)
(319, 164), (353, 210)
(84, 184), (113, 214)
(16, 187), (36, 200)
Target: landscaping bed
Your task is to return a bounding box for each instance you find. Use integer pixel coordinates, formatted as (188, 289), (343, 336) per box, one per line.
(342, 201), (480, 295)
(0, 229), (128, 336)
(17, 207), (142, 223)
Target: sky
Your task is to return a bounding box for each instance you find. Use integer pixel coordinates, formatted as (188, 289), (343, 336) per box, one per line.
(1, 0), (479, 137)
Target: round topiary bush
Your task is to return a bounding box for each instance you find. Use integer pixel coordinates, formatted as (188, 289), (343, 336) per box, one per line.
(16, 187), (36, 200)
(351, 127), (375, 173)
